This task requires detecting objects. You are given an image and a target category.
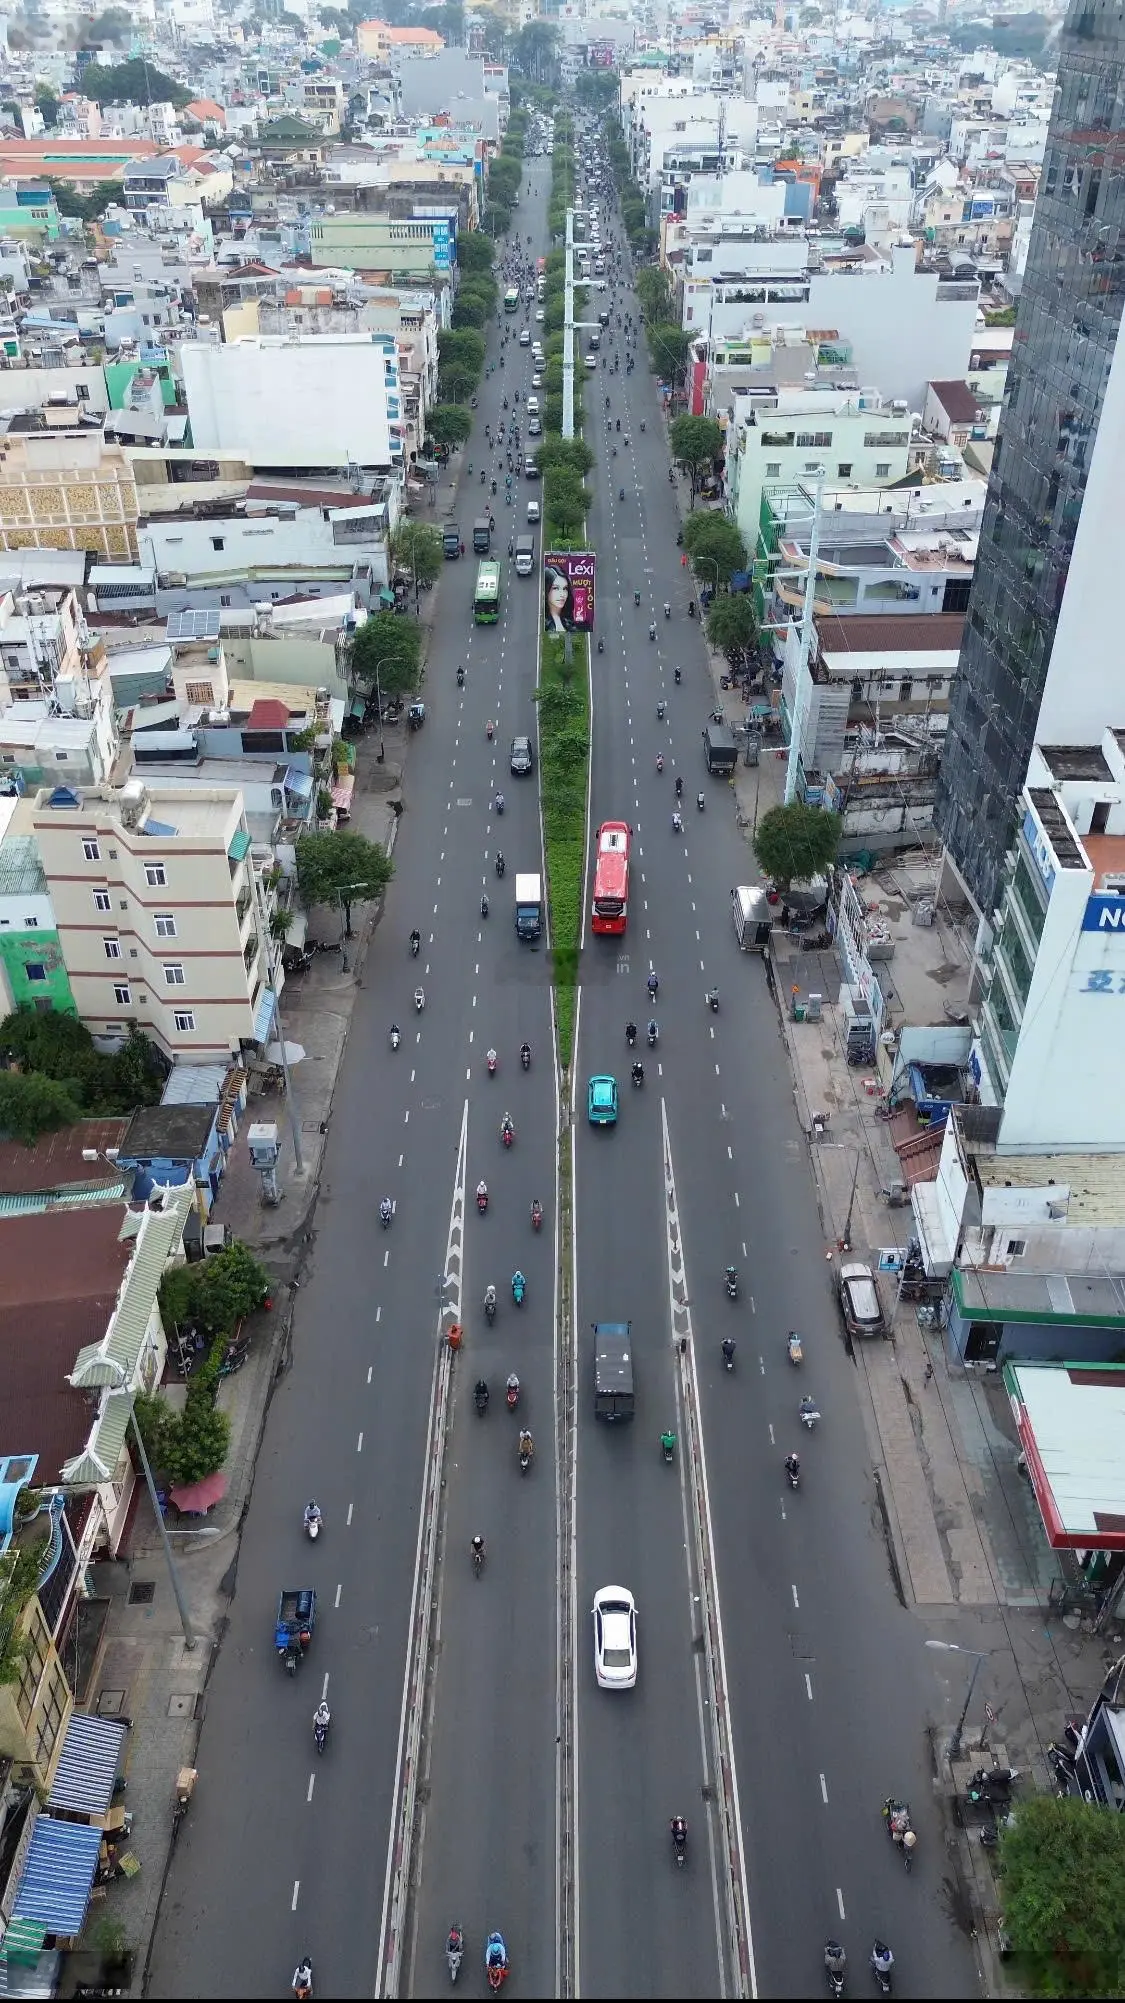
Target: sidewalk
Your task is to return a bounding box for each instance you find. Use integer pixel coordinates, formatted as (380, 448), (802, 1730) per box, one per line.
(698, 635), (1125, 1974)
(79, 727), (406, 1994)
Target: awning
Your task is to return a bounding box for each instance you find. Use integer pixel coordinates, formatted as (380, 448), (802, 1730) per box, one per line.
(254, 985), (277, 1044)
(330, 774), (355, 813)
(227, 829), (252, 863)
(170, 1470), (227, 1514)
(47, 1714), (127, 1818)
(12, 1817), (102, 1936)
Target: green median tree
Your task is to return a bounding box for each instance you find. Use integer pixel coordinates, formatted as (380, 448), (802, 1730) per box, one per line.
(296, 830), (393, 937)
(535, 435), (593, 479)
(546, 470), (590, 538)
(753, 803), (840, 891)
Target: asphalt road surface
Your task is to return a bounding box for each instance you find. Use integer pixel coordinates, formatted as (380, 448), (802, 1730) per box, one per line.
(150, 134), (981, 1999)
(150, 159), (560, 2000)
(570, 126), (979, 2002)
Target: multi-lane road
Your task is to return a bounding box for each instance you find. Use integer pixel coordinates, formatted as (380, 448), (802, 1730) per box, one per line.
(150, 137), (980, 2000)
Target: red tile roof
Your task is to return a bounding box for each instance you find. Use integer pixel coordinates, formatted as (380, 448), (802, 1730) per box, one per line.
(0, 1207), (131, 1310)
(0, 1118), (130, 1199)
(929, 378), (983, 425)
(246, 698), (293, 730)
(0, 1206), (133, 1482)
(817, 613), (966, 656)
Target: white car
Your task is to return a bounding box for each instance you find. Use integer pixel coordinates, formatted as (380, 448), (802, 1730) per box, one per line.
(535, 307), (545, 322)
(593, 1585), (637, 1689)
(532, 372), (543, 388)
(519, 328), (531, 346)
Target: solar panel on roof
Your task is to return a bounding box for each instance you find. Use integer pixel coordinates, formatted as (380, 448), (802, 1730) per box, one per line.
(166, 611), (221, 643)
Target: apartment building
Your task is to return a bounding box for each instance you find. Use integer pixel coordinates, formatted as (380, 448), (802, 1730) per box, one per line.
(0, 582), (84, 705)
(31, 781), (270, 1063)
(0, 434), (139, 561)
(724, 387), (913, 550)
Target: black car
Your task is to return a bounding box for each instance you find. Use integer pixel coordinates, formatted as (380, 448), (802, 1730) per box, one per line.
(510, 735), (534, 776)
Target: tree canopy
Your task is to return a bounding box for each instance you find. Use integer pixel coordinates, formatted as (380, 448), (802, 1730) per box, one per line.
(669, 415), (722, 503)
(296, 830), (393, 936)
(79, 58), (192, 108)
(349, 611), (423, 697)
(0, 1009), (162, 1116)
(646, 322), (693, 388)
(705, 593), (758, 664)
(425, 404), (472, 448)
(456, 232), (495, 277)
(999, 1793), (1125, 1996)
(390, 521), (443, 590)
(753, 803), (840, 889)
(683, 511), (748, 586)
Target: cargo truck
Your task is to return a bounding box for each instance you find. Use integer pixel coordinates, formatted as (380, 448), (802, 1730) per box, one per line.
(593, 1323), (634, 1422)
(442, 522), (462, 558)
(702, 720), (739, 775)
(514, 532), (535, 576)
(731, 885), (772, 951)
(472, 517), (491, 554)
(514, 872), (543, 941)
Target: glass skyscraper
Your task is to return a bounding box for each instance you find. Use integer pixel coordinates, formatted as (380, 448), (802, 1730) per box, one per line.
(937, 0), (1125, 915)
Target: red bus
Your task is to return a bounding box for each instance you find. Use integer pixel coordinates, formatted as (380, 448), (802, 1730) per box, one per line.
(591, 820), (631, 935)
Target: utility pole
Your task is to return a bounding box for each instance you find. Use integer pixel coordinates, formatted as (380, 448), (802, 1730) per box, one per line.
(562, 205), (575, 440)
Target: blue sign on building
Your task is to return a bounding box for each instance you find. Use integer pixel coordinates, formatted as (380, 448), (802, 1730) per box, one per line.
(1082, 894), (1125, 932)
(432, 221), (451, 271)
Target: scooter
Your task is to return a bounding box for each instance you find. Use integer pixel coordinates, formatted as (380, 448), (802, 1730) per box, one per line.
(787, 1331), (804, 1365)
(447, 1928), (464, 1983)
(500, 1121), (514, 1149)
(696, 792), (706, 812)
(389, 1025), (401, 1051)
(411, 932), (421, 955)
(724, 1267), (738, 1300)
(484, 1290), (497, 1326)
(785, 1459), (800, 1490)
(477, 1190), (489, 1214)
(708, 989), (720, 1013)
(314, 1715), (329, 1755)
(520, 1046), (531, 1071)
(414, 987), (426, 1012)
(530, 1202), (543, 1231)
(506, 1378), (520, 1411)
(799, 1397), (820, 1429)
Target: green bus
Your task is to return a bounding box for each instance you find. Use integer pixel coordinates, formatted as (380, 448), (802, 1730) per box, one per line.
(503, 285), (520, 313)
(474, 560), (501, 624)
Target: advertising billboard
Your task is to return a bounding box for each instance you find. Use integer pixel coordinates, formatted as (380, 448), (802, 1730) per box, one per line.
(544, 550), (596, 634)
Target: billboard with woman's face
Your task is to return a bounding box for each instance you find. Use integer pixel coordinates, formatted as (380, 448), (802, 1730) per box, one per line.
(544, 551), (596, 634)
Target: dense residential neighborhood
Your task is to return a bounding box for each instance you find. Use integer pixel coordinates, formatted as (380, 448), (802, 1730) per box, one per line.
(0, 1), (1122, 1998)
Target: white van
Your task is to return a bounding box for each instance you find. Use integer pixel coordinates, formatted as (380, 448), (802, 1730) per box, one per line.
(526, 395), (540, 416)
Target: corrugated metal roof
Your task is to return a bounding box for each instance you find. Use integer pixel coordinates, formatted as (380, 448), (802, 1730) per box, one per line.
(12, 1817), (101, 1936)
(0, 1184), (128, 1217)
(48, 1714), (127, 1817)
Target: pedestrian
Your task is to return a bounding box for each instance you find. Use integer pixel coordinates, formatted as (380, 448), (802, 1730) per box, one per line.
(459, 540), (465, 559)
(923, 1359), (934, 1385)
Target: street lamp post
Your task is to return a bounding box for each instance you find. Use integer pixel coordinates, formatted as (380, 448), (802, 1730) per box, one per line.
(926, 1639), (990, 1762)
(102, 1358), (195, 1651)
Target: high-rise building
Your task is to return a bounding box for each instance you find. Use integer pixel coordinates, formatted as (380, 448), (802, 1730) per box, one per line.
(937, 0), (1125, 916)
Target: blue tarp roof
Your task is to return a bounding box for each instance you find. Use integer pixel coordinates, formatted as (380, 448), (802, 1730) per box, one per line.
(13, 1817), (101, 1936)
(48, 1713), (127, 1817)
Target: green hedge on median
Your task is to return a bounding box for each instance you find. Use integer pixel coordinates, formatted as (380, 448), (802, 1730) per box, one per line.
(538, 632), (588, 1071)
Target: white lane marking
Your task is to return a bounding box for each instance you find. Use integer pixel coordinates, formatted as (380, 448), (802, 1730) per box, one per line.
(404, 1110), (410, 1124)
(749, 1295), (756, 1314)
(727, 1145), (733, 1160)
(820, 1774), (829, 1804)
(398, 1153), (405, 1167)
(292, 1881), (300, 1910)
(384, 1249), (390, 1267)
(410, 1069), (416, 1084)
(837, 1889), (846, 1919)
(375, 1306), (381, 1323)
(805, 1673), (814, 1701)
(734, 1191), (740, 1208)
(321, 1672), (329, 1700)
(792, 1584), (800, 1609)
(307, 1773), (315, 1803)
(357, 1432), (364, 1453)
(335, 1583), (342, 1609)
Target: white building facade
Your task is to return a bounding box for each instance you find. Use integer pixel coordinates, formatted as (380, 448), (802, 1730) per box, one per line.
(180, 334), (402, 470)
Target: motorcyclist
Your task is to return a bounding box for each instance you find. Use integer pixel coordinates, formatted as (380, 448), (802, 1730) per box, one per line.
(661, 1429), (676, 1457)
(481, 893), (490, 918)
(495, 852), (505, 877)
(501, 1111), (514, 1139)
(530, 1198), (543, 1227)
(709, 986), (720, 1011)
(293, 1957), (314, 1998)
(474, 1378), (489, 1409)
(721, 1337), (736, 1366)
(647, 970), (660, 999)
(725, 1265), (738, 1293)
(670, 1815), (687, 1851)
(825, 1942), (847, 1976)
(495, 791), (506, 814)
(456, 664), (465, 686)
(313, 1699), (330, 1733)
(380, 1196), (393, 1225)
(647, 1019), (659, 1043)
(649, 620), (656, 640)
(477, 1178), (489, 1204)
(664, 601), (670, 618)
(512, 1268), (526, 1299)
(518, 1428), (533, 1458)
(471, 1533), (485, 1561)
(675, 775), (684, 798)
(486, 1048), (498, 1072)
(303, 1501), (322, 1531)
(484, 1283), (497, 1313)
(631, 1061), (644, 1085)
(872, 1942), (894, 1978)
(672, 810), (683, 832)
(785, 1451), (800, 1481)
(520, 1041), (531, 1067)
(625, 1020), (637, 1046)
(410, 927), (421, 951)
(506, 1371), (520, 1402)
(390, 1021), (401, 1043)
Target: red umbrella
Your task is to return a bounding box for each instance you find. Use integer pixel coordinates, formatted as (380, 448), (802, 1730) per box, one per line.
(170, 1471), (228, 1515)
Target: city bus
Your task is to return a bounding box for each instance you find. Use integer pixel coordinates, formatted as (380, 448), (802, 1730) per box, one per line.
(504, 285), (520, 313)
(473, 560), (502, 624)
(591, 820), (631, 935)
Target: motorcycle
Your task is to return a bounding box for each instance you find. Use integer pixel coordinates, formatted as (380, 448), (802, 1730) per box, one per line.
(380, 1200), (393, 1230)
(722, 1339), (736, 1372)
(799, 1396), (820, 1429)
(485, 1933), (509, 1991)
(477, 1189), (489, 1214)
(530, 1200), (543, 1231)
(724, 1267), (739, 1300)
(410, 931), (421, 955)
(661, 1432), (675, 1464)
(304, 1509), (322, 1542)
(447, 1927), (464, 1983)
(313, 1714), (329, 1755)
(389, 1025), (401, 1052)
(696, 792), (706, 812)
(414, 987), (426, 1012)
(674, 666), (682, 683)
(647, 1023), (659, 1047)
(785, 1457), (800, 1490)
(512, 1272), (526, 1306)
(500, 1120), (514, 1149)
(670, 1818), (687, 1869)
(824, 1945), (846, 1999)
(625, 1023), (637, 1048)
(631, 1063), (644, 1087)
(871, 1947), (894, 1996)
(787, 1331), (804, 1365)
(518, 1438), (533, 1475)
(474, 1381), (489, 1415)
(520, 1045), (531, 1071)
(495, 854), (506, 878)
(487, 1050), (498, 1075)
(708, 989), (720, 1014)
(293, 1961), (314, 2002)
(484, 1289), (497, 1326)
